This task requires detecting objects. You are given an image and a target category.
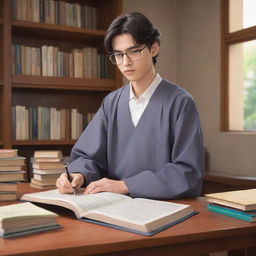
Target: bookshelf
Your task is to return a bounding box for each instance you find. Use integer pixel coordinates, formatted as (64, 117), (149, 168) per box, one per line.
(0, 1), (3, 148)
(0, 0), (122, 169)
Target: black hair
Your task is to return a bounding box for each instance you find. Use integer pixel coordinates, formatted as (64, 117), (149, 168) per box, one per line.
(104, 12), (160, 65)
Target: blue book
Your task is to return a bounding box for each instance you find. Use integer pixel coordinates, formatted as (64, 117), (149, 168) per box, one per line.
(15, 44), (22, 75)
(31, 107), (38, 140)
(42, 107), (50, 140)
(207, 204), (256, 222)
(21, 189), (197, 236)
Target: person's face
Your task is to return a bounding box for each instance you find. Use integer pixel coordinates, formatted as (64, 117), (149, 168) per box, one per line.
(111, 33), (159, 84)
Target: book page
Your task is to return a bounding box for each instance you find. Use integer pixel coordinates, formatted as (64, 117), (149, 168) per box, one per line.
(90, 198), (190, 224)
(0, 202), (57, 221)
(86, 198), (192, 232)
(21, 190), (130, 218)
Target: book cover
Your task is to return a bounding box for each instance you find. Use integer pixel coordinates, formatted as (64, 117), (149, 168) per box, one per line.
(207, 204), (256, 222)
(0, 192), (17, 201)
(34, 150), (63, 158)
(0, 182), (17, 192)
(0, 157), (25, 166)
(31, 178), (57, 186)
(0, 171), (25, 182)
(0, 149), (18, 159)
(32, 162), (64, 170)
(33, 173), (60, 182)
(21, 190), (197, 236)
(205, 188), (256, 211)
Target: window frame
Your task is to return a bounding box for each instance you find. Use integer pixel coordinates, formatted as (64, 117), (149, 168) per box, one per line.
(221, 0), (256, 132)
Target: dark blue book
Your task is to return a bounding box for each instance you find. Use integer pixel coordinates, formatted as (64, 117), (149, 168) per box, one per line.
(207, 204), (256, 222)
(31, 107), (38, 140)
(15, 44), (22, 75)
(42, 107), (50, 140)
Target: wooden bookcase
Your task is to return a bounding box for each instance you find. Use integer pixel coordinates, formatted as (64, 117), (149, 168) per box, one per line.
(0, 0), (122, 162)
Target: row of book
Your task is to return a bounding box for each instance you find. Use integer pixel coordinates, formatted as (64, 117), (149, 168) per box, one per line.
(12, 105), (95, 140)
(30, 150), (64, 189)
(11, 0), (97, 29)
(0, 149), (25, 201)
(13, 44), (109, 79)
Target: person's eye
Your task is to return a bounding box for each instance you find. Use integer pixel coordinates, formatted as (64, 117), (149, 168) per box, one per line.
(130, 49), (141, 54)
(115, 53), (123, 58)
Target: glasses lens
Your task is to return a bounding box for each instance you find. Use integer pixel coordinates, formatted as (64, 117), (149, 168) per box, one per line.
(109, 54), (117, 65)
(127, 49), (141, 60)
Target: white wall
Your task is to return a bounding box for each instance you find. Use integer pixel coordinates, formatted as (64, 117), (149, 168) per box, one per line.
(123, 0), (256, 177)
(123, 0), (177, 83)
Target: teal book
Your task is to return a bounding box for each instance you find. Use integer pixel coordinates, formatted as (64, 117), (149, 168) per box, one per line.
(207, 204), (256, 222)
(42, 107), (50, 140)
(21, 190), (197, 236)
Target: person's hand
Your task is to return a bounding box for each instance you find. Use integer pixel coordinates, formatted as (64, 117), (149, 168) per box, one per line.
(56, 172), (85, 194)
(84, 178), (129, 195)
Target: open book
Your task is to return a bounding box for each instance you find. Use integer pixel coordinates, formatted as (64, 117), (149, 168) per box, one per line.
(21, 190), (196, 236)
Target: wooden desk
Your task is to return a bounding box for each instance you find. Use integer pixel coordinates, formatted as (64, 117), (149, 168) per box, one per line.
(1, 183), (256, 256)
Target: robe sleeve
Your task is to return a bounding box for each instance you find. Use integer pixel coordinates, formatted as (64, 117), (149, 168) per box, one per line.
(123, 97), (204, 199)
(67, 101), (108, 187)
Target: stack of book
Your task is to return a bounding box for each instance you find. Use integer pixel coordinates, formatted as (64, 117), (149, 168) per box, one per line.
(205, 188), (256, 222)
(30, 150), (64, 189)
(0, 149), (25, 201)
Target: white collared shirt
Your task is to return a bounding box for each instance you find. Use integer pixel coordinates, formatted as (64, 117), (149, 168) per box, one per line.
(129, 73), (162, 127)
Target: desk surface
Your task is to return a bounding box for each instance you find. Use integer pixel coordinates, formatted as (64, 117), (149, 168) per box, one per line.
(1, 183), (256, 256)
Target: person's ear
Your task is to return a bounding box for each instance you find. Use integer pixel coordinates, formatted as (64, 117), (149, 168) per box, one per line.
(150, 41), (160, 57)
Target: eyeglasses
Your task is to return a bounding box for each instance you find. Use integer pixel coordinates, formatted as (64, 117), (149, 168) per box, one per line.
(109, 46), (147, 65)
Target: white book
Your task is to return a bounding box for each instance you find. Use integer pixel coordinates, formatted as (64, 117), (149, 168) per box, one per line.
(0, 202), (60, 238)
(33, 168), (64, 175)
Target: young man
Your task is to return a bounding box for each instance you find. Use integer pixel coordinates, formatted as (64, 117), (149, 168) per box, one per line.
(56, 12), (204, 199)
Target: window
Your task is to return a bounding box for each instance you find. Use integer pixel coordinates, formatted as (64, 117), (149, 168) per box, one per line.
(221, 0), (256, 131)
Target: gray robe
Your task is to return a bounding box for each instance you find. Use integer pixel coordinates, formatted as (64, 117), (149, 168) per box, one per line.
(69, 80), (204, 199)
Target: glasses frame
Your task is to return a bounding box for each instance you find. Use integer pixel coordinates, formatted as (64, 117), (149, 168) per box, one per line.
(109, 45), (147, 65)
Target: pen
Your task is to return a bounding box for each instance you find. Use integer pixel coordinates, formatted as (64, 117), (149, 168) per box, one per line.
(64, 163), (76, 195)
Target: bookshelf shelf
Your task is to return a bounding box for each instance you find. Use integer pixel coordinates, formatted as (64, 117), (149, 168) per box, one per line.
(1, 0), (122, 179)
(12, 75), (116, 91)
(13, 140), (76, 146)
(12, 21), (106, 43)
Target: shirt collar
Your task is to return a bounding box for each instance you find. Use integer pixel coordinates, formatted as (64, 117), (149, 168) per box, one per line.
(129, 73), (163, 101)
